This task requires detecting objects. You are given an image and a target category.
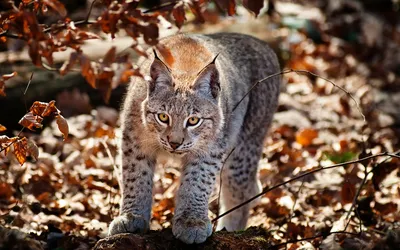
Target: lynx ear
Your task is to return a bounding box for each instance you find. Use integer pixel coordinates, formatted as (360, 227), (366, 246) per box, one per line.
(193, 54), (220, 99)
(149, 50), (172, 92)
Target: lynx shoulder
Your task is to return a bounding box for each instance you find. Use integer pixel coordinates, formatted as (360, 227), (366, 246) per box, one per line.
(108, 32), (281, 244)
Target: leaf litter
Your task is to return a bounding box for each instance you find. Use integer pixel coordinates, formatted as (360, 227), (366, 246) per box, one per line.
(1, 0), (400, 249)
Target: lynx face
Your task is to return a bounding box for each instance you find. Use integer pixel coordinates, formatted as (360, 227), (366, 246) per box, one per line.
(141, 53), (223, 156)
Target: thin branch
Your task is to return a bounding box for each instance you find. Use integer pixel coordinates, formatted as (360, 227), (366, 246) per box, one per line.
(213, 147), (235, 231)
(233, 69), (366, 122)
(212, 152), (395, 223)
(86, 0), (99, 22)
(268, 230), (361, 249)
(143, 1), (180, 13)
(232, 70), (290, 112)
(23, 72), (34, 95)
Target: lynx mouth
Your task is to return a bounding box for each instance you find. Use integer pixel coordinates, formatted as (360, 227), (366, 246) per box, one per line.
(162, 146), (187, 155)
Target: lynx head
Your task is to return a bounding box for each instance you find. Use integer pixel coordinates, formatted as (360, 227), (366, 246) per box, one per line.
(142, 51), (223, 156)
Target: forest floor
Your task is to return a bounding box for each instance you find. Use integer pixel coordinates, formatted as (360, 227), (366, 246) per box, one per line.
(1, 1), (400, 249)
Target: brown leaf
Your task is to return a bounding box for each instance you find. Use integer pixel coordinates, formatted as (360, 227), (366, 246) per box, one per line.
(60, 52), (79, 75)
(0, 182), (13, 199)
(56, 114), (69, 140)
(0, 124), (6, 132)
(36, 192), (52, 204)
(13, 137), (27, 165)
(41, 100), (58, 117)
(140, 23), (159, 45)
(29, 101), (48, 116)
(27, 140), (39, 161)
(295, 128), (318, 147)
(242, 0), (264, 17)
(80, 54), (96, 88)
(374, 201), (398, 216)
(188, 1), (205, 23)
(341, 181), (356, 204)
(215, 0), (236, 16)
(18, 112), (43, 131)
(28, 41), (42, 67)
(95, 78), (112, 104)
(43, 0), (67, 17)
(172, 2), (186, 29)
(120, 68), (143, 83)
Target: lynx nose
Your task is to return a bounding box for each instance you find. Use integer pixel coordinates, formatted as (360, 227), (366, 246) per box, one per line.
(167, 136), (183, 150)
(169, 141), (182, 150)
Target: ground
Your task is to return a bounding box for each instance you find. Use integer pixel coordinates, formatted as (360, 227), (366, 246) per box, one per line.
(1, 1), (400, 249)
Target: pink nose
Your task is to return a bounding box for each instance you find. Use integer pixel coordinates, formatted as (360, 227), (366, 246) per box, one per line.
(169, 141), (181, 150)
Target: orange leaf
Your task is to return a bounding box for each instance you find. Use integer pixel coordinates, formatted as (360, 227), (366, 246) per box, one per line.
(0, 124), (6, 132)
(60, 52), (79, 75)
(80, 54), (96, 88)
(341, 181), (356, 204)
(188, 1), (204, 23)
(29, 101), (48, 116)
(56, 114), (69, 140)
(295, 128), (318, 147)
(36, 192), (52, 204)
(43, 0), (67, 17)
(28, 40), (42, 66)
(0, 182), (13, 199)
(41, 100), (58, 117)
(13, 138), (27, 165)
(216, 0), (236, 16)
(18, 112), (43, 131)
(172, 2), (186, 29)
(27, 140), (39, 161)
(374, 201), (398, 216)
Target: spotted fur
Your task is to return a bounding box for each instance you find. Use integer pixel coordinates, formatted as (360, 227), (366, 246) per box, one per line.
(108, 33), (281, 244)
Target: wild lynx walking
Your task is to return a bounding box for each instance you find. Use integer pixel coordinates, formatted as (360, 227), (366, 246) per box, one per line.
(108, 33), (280, 244)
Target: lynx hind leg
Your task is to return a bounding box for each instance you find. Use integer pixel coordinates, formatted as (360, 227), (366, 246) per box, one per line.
(216, 140), (263, 232)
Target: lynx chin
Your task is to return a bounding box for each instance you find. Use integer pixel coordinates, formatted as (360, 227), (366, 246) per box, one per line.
(108, 32), (281, 244)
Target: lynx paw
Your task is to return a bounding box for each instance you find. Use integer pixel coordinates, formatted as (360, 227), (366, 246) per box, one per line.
(108, 213), (149, 236)
(172, 215), (212, 244)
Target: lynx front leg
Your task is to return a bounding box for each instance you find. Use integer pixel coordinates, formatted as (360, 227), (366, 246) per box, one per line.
(108, 134), (155, 236)
(172, 156), (222, 244)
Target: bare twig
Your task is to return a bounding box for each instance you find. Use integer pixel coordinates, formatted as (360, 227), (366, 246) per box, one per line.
(212, 152), (398, 223)
(143, 0), (180, 13)
(213, 147), (236, 231)
(232, 70), (289, 112)
(23, 72), (34, 95)
(233, 69), (366, 122)
(268, 230), (361, 249)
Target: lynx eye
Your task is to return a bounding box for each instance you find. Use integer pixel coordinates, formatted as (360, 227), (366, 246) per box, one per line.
(156, 113), (170, 124)
(186, 116), (202, 127)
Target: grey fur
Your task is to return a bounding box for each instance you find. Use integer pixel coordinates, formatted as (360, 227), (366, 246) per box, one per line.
(108, 32), (281, 244)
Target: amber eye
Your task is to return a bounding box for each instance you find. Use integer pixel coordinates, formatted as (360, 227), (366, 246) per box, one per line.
(157, 113), (169, 124)
(186, 116), (201, 127)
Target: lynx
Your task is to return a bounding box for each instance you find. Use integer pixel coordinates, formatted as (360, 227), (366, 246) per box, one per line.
(108, 32), (281, 244)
